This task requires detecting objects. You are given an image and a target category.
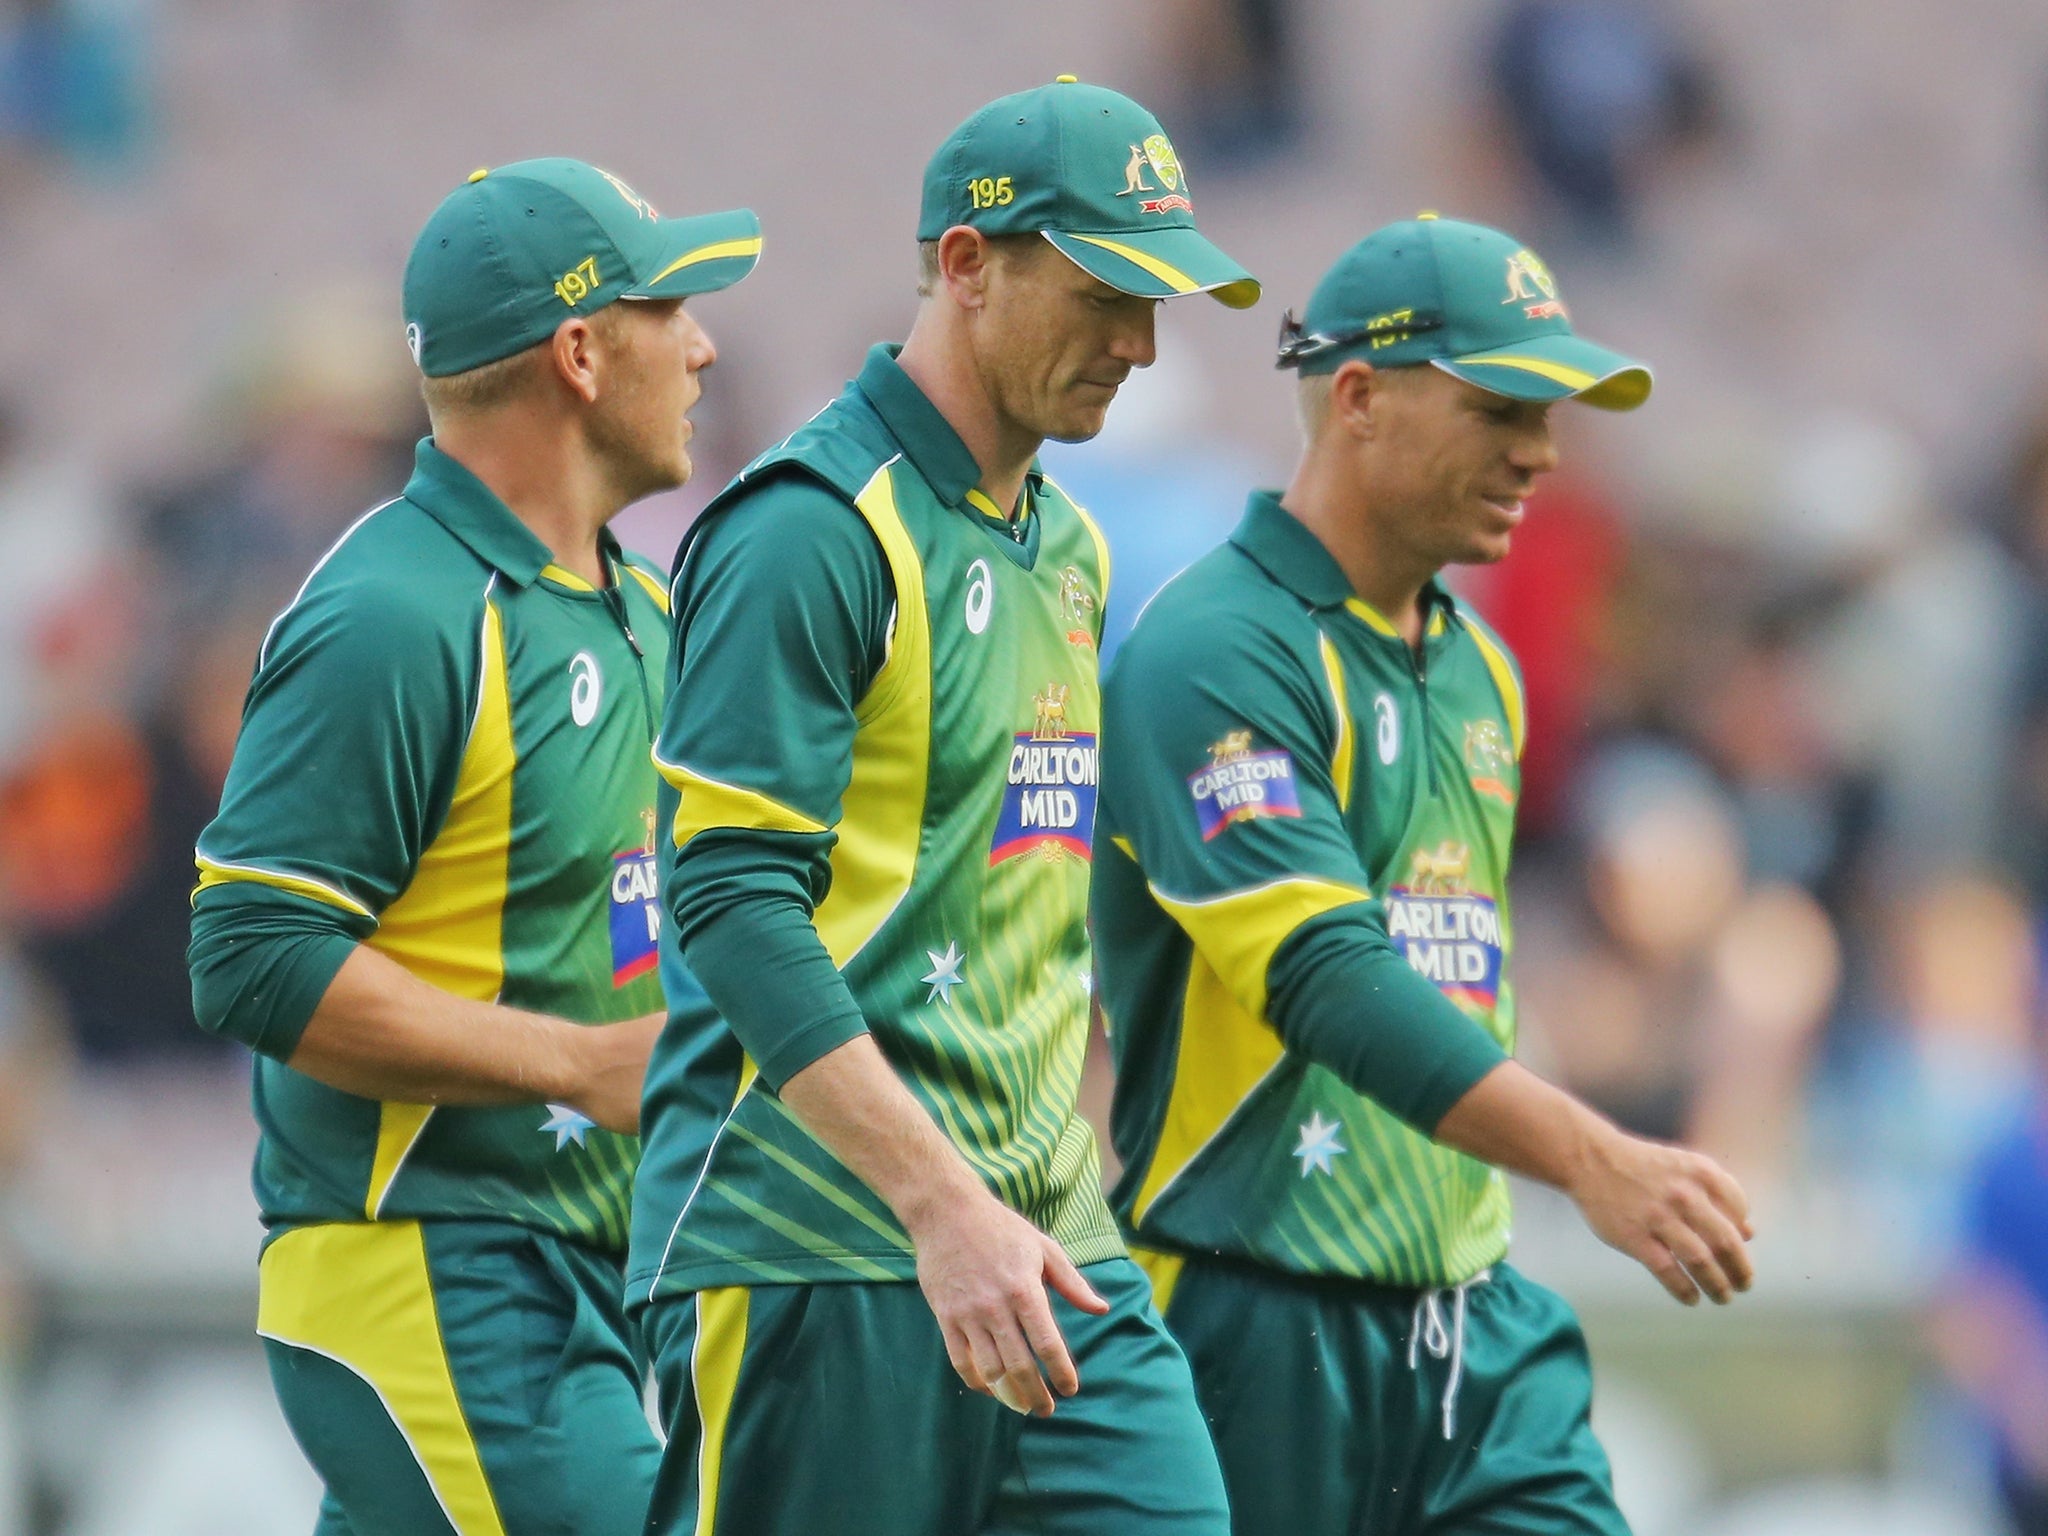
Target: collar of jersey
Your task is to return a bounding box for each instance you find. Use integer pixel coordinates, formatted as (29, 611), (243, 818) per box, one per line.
(854, 343), (1047, 533)
(1232, 490), (1457, 636)
(404, 438), (554, 588)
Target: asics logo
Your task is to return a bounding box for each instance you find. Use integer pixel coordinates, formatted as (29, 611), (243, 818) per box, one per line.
(570, 652), (602, 727)
(964, 559), (993, 635)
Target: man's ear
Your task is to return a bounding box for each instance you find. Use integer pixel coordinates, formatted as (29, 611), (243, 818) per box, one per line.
(550, 314), (603, 404)
(1328, 358), (1381, 437)
(932, 225), (997, 310)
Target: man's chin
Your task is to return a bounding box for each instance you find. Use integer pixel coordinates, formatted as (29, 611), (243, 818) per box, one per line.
(1043, 407), (1113, 445)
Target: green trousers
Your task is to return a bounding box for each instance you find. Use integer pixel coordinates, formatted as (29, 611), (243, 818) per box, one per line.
(1152, 1254), (1629, 1536)
(259, 1218), (659, 1535)
(638, 1257), (1229, 1535)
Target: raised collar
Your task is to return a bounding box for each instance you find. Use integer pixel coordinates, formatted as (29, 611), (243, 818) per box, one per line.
(852, 343), (1043, 516)
(401, 438), (557, 589)
(1230, 490), (1457, 636)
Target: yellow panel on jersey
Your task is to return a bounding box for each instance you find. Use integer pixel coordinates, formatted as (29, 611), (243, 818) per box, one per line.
(257, 1221), (507, 1536)
(367, 1103), (436, 1219)
(1317, 636), (1354, 813)
(1464, 621), (1526, 759)
(1129, 957), (1285, 1221)
(371, 596), (515, 1000)
(1130, 1244), (1187, 1314)
(1149, 874), (1376, 1018)
(620, 562), (672, 613)
(193, 856), (374, 918)
(690, 1286), (750, 1536)
(657, 756), (828, 850)
(816, 463), (930, 968)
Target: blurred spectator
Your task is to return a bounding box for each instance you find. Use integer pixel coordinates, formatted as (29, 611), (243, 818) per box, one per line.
(1931, 982), (2048, 1536)
(1478, 0), (1725, 251)
(1996, 399), (2048, 906)
(0, 0), (150, 179)
(1152, 0), (1302, 166)
(135, 278), (424, 637)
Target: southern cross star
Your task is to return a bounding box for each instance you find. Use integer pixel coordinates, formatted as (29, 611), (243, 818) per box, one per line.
(922, 941), (967, 1005)
(1293, 1111), (1347, 1178)
(541, 1104), (596, 1151)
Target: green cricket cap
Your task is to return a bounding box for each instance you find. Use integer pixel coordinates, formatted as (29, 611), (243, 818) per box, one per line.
(402, 157), (762, 379)
(917, 76), (1259, 309)
(1277, 213), (1651, 410)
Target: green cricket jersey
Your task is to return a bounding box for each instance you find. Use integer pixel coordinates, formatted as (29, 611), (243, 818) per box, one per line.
(1099, 491), (1521, 1288)
(188, 439), (671, 1251)
(627, 345), (1124, 1301)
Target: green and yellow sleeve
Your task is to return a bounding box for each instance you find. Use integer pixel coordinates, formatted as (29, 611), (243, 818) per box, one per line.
(188, 575), (477, 1059)
(657, 473), (894, 1089)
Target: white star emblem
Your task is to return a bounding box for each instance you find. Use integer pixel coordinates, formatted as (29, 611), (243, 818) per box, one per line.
(541, 1104), (596, 1151)
(1293, 1112), (1347, 1177)
(922, 942), (967, 1005)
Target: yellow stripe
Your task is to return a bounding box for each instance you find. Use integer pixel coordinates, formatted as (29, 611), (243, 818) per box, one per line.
(1150, 876), (1374, 1018)
(657, 756), (827, 851)
(1111, 834), (1137, 861)
(1342, 597), (1399, 638)
(192, 856), (373, 918)
(1059, 233), (1200, 295)
(257, 1222), (507, 1536)
(1131, 956), (1285, 1221)
(1131, 876), (1376, 1221)
(539, 563), (596, 592)
(1068, 496), (1114, 619)
(620, 561), (671, 613)
(1464, 622), (1526, 759)
(816, 464), (929, 967)
(1459, 354), (1598, 390)
(1317, 635), (1354, 813)
(1130, 1245), (1186, 1315)
(691, 1286), (750, 1536)
(366, 1104), (435, 1219)
(648, 236), (763, 287)
(371, 595), (515, 1001)
(962, 487), (1007, 521)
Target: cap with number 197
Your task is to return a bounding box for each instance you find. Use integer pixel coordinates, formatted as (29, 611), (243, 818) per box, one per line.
(402, 158), (762, 379)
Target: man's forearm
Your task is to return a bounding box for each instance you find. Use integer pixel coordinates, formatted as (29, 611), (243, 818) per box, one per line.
(289, 945), (606, 1108)
(1431, 1059), (1607, 1189)
(778, 1035), (987, 1235)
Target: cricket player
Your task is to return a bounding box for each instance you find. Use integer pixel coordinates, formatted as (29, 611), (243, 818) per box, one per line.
(187, 159), (759, 1536)
(1096, 215), (1755, 1535)
(627, 79), (1256, 1536)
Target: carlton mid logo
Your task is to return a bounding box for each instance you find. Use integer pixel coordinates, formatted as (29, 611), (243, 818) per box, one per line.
(990, 683), (1097, 866)
(1187, 729), (1301, 841)
(1386, 840), (1502, 1011)
(608, 809), (660, 987)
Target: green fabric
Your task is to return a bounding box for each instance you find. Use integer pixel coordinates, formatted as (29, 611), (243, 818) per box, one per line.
(641, 1259), (1227, 1536)
(1161, 1258), (1626, 1536)
(266, 1220), (659, 1536)
(629, 344), (1124, 1301)
(191, 437), (667, 1249)
(1099, 491), (1520, 1288)
(403, 158), (760, 376)
(1283, 216), (1650, 408)
(916, 79), (1257, 308)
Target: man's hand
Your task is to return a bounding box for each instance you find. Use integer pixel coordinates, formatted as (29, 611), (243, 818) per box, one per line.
(1434, 1060), (1756, 1307)
(1565, 1127), (1755, 1305)
(561, 1011), (664, 1133)
(907, 1186), (1109, 1418)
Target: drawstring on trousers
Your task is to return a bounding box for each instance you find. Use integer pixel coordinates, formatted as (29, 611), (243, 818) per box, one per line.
(1406, 1268), (1491, 1439)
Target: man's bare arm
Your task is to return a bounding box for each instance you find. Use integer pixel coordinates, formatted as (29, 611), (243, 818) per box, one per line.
(287, 945), (661, 1132)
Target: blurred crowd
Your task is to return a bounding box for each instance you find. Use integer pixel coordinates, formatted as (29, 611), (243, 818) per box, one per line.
(3, 0), (2048, 1530)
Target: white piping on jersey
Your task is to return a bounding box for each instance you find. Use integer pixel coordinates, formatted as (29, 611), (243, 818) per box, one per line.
(647, 1078), (757, 1305)
(467, 573), (498, 751)
(258, 498), (402, 668)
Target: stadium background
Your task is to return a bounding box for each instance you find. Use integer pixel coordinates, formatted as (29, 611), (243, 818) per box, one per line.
(2, 0), (2047, 1530)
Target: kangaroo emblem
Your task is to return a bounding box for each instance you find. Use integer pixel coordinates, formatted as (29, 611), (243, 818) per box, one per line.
(1115, 144), (1154, 197)
(1408, 840), (1471, 895)
(1033, 683), (1072, 741)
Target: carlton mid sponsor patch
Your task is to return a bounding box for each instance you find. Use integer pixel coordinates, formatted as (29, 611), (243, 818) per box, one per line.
(1386, 840), (1502, 1011)
(609, 810), (660, 986)
(1188, 729), (1302, 841)
(991, 683), (1098, 866)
